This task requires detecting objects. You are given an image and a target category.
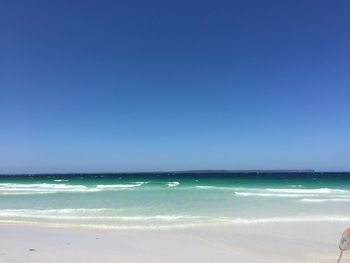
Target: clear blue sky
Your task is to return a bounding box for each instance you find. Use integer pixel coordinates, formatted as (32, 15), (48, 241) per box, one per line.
(1, 0), (349, 173)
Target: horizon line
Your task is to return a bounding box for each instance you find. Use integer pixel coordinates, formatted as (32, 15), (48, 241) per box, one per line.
(2, 169), (350, 176)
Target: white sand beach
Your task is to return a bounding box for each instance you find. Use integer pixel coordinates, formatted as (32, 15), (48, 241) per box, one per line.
(0, 222), (348, 263)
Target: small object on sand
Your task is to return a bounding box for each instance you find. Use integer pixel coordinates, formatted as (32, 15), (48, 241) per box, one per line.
(337, 227), (350, 263)
(29, 249), (36, 252)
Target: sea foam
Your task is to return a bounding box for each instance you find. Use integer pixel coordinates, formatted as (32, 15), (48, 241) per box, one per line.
(300, 198), (350, 203)
(234, 187), (348, 198)
(0, 182), (144, 195)
(228, 216), (350, 224)
(265, 188), (346, 194)
(234, 192), (319, 197)
(0, 183), (97, 194)
(96, 182), (144, 189)
(167, 182), (179, 187)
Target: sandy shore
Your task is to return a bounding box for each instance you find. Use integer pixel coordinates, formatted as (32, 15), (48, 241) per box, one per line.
(0, 222), (349, 263)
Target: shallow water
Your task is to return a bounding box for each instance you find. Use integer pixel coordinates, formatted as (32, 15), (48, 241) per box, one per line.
(1, 172), (350, 230)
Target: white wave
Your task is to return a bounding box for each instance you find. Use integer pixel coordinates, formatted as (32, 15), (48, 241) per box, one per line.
(0, 182), (146, 195)
(196, 186), (324, 193)
(234, 188), (349, 198)
(167, 182), (179, 187)
(228, 216), (350, 224)
(0, 192), (54, 195)
(0, 183), (98, 194)
(195, 185), (237, 190)
(2, 214), (350, 230)
(0, 208), (121, 214)
(265, 188), (346, 194)
(96, 182), (144, 189)
(234, 192), (319, 197)
(0, 219), (208, 230)
(300, 198), (350, 203)
(0, 209), (202, 222)
(53, 179), (69, 182)
(196, 186), (215, 189)
(0, 183), (83, 189)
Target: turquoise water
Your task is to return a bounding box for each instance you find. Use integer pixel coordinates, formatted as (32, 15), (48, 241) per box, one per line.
(1, 173), (350, 230)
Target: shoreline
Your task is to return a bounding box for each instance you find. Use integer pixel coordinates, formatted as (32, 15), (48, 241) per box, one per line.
(0, 222), (348, 263)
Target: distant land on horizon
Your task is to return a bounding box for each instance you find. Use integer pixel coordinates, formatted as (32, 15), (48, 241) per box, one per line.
(172, 169), (316, 173)
(0, 169), (324, 176)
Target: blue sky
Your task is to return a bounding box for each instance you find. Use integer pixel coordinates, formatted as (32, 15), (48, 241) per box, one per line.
(1, 0), (349, 173)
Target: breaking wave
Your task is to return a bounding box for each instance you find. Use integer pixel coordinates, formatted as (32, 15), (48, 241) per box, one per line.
(0, 182), (145, 195)
(96, 183), (144, 189)
(234, 188), (349, 198)
(1, 209), (349, 230)
(167, 182), (179, 187)
(300, 198), (350, 203)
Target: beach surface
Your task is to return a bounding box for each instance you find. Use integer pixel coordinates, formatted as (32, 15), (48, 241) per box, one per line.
(0, 222), (347, 263)
(1, 173), (350, 262)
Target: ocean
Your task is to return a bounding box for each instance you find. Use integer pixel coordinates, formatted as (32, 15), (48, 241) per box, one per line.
(1, 172), (350, 230)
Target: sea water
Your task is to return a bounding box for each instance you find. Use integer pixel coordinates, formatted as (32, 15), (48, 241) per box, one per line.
(1, 173), (350, 230)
